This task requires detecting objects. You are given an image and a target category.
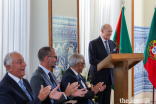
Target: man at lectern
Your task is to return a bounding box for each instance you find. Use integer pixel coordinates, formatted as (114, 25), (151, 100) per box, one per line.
(88, 24), (117, 104)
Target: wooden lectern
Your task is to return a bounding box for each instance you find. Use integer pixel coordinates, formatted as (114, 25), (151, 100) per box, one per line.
(97, 53), (144, 104)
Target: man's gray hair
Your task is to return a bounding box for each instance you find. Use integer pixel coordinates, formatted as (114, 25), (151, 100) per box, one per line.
(69, 54), (84, 67)
(101, 24), (106, 31)
(4, 51), (18, 68)
(101, 24), (111, 31)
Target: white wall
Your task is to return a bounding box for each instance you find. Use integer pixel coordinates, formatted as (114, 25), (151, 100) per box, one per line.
(134, 0), (144, 27)
(134, 0), (155, 27)
(52, 0), (77, 18)
(30, 0), (49, 75)
(144, 0), (155, 27)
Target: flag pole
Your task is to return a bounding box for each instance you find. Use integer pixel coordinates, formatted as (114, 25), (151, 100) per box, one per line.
(153, 3), (156, 104)
(153, 0), (156, 104)
(122, 0), (125, 7)
(153, 86), (154, 104)
(152, 3), (156, 104)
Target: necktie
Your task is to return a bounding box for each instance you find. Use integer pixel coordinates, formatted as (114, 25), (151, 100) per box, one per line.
(78, 74), (83, 81)
(78, 74), (93, 104)
(48, 72), (59, 104)
(48, 72), (60, 91)
(19, 80), (32, 101)
(105, 41), (110, 55)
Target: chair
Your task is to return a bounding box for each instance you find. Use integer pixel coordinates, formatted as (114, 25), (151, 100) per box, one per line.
(64, 100), (78, 104)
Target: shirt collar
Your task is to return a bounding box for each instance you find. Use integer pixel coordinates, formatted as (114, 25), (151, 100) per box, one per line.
(39, 64), (50, 75)
(8, 72), (21, 84)
(70, 67), (78, 77)
(100, 35), (107, 42)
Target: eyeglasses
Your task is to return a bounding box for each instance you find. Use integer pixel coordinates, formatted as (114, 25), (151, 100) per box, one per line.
(79, 62), (86, 66)
(48, 56), (57, 60)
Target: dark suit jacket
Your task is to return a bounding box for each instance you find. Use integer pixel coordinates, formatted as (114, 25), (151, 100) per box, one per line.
(88, 36), (117, 85)
(0, 73), (42, 104)
(30, 66), (66, 104)
(60, 67), (95, 104)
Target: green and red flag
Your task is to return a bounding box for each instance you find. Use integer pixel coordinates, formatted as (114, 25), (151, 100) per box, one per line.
(112, 7), (133, 90)
(113, 7), (133, 53)
(143, 8), (156, 89)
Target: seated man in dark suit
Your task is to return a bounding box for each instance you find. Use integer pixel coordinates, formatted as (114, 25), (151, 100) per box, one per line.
(30, 47), (88, 104)
(61, 54), (106, 104)
(0, 51), (63, 104)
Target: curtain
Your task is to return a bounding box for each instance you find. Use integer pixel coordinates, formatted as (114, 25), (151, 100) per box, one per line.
(0, 0), (31, 81)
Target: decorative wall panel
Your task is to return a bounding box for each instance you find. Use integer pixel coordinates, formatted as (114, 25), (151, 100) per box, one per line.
(134, 26), (154, 95)
(52, 15), (77, 81)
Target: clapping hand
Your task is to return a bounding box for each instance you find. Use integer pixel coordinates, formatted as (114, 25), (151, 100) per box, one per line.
(49, 85), (64, 100)
(64, 82), (77, 97)
(91, 82), (106, 94)
(38, 85), (51, 102)
(71, 86), (88, 97)
(64, 82), (88, 97)
(98, 82), (106, 92)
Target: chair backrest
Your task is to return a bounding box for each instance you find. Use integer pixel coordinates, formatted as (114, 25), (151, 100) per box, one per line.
(64, 100), (77, 104)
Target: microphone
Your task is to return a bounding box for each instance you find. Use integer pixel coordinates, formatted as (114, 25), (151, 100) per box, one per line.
(110, 47), (117, 54)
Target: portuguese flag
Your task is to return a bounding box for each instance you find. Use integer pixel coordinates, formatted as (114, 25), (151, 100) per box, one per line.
(112, 7), (133, 90)
(143, 8), (156, 89)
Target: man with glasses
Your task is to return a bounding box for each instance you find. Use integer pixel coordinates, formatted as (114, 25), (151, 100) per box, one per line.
(61, 54), (106, 104)
(30, 47), (88, 104)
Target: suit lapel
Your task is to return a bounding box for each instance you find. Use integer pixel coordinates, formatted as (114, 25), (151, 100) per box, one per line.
(37, 67), (53, 86)
(108, 40), (113, 52)
(37, 67), (60, 90)
(68, 68), (81, 86)
(5, 73), (30, 100)
(23, 81), (35, 99)
(68, 68), (88, 89)
(80, 75), (89, 89)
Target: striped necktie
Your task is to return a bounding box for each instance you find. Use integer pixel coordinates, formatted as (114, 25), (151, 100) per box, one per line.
(19, 80), (32, 101)
(48, 72), (60, 91)
(48, 72), (59, 104)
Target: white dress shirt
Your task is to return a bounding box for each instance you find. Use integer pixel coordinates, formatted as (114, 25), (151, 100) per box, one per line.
(8, 72), (21, 86)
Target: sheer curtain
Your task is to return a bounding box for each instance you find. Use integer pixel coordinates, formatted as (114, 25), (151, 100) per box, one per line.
(0, 0), (31, 81)
(79, 0), (120, 77)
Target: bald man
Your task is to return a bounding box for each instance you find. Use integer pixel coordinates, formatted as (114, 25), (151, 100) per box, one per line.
(88, 24), (117, 104)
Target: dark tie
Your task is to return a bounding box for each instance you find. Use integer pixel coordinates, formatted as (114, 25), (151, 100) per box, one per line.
(105, 41), (110, 55)
(78, 74), (83, 81)
(48, 72), (60, 104)
(78, 74), (93, 104)
(19, 80), (32, 101)
(48, 72), (60, 91)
